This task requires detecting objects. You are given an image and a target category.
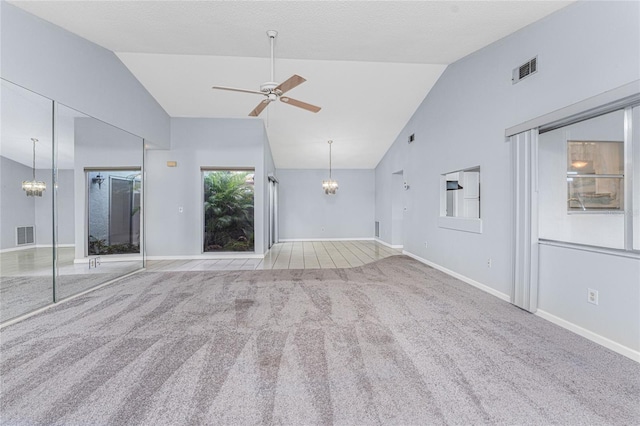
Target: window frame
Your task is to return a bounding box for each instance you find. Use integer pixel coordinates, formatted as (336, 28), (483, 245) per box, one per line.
(536, 103), (639, 253)
(566, 139), (625, 214)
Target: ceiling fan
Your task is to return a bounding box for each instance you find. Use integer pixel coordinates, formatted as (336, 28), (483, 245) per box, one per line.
(212, 30), (321, 117)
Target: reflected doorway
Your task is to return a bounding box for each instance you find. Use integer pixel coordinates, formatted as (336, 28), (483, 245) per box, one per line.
(87, 170), (141, 255)
(391, 170), (404, 247)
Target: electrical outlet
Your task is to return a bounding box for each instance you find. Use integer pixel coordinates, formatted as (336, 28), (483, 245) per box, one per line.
(587, 288), (599, 305)
(487, 258), (492, 268)
(424, 241), (428, 248)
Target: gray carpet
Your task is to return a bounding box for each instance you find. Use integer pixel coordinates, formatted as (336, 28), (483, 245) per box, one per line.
(0, 270), (139, 322)
(1, 256), (638, 425)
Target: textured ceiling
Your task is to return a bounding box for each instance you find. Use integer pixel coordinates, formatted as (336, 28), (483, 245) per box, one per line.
(8, 1), (573, 169)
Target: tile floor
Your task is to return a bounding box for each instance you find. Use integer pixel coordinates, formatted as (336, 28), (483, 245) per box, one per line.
(146, 240), (402, 272)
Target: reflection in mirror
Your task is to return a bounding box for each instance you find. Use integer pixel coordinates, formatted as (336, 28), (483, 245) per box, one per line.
(0, 79), (54, 322)
(55, 104), (144, 300)
(87, 170), (141, 255)
(443, 167), (481, 218)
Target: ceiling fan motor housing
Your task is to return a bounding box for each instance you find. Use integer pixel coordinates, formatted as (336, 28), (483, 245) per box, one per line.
(260, 82), (279, 93)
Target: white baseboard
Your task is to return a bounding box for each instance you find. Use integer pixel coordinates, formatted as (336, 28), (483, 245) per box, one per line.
(402, 250), (639, 363)
(402, 250), (511, 302)
(535, 309), (640, 363)
(0, 244), (75, 253)
(374, 238), (403, 249)
(74, 255), (143, 264)
(279, 238), (375, 242)
(146, 253), (264, 261)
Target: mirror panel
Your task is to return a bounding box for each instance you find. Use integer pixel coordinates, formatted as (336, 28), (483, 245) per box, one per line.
(0, 79), (145, 323)
(55, 104), (144, 300)
(0, 80), (54, 322)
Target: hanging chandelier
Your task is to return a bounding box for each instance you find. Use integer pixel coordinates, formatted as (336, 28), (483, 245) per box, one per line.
(22, 138), (46, 197)
(322, 140), (338, 195)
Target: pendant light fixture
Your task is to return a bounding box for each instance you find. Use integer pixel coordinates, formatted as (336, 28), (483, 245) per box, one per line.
(22, 138), (46, 197)
(322, 140), (338, 195)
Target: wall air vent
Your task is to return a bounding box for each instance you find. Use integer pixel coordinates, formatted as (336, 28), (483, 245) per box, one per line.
(17, 226), (35, 246)
(408, 133), (415, 143)
(512, 56), (537, 84)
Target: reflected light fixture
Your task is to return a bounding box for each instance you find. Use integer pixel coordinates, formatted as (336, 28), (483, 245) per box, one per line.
(92, 173), (106, 188)
(22, 138), (46, 197)
(570, 141), (591, 169)
(322, 140), (339, 195)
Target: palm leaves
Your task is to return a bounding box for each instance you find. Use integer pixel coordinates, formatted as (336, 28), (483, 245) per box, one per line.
(203, 171), (255, 251)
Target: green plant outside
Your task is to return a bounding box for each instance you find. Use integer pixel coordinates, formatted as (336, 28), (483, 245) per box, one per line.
(88, 235), (139, 255)
(203, 170), (255, 252)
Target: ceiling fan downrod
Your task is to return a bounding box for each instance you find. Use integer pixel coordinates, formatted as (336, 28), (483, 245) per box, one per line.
(267, 30), (277, 83)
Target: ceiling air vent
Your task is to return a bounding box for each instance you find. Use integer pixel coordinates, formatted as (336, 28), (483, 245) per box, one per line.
(408, 133), (415, 144)
(512, 56), (537, 84)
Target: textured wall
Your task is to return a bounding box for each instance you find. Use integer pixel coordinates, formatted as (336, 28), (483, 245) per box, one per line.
(374, 1), (640, 351)
(1, 2), (170, 148)
(277, 169), (375, 240)
(145, 118), (267, 256)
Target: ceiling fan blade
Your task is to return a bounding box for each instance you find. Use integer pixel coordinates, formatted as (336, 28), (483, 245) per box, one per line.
(280, 97), (321, 113)
(212, 85), (265, 96)
(249, 99), (270, 117)
(274, 75), (306, 95)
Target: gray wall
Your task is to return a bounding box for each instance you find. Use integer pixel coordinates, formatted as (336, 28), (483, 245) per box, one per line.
(538, 244), (640, 351)
(1, 2), (170, 148)
(145, 118), (267, 256)
(278, 169), (375, 240)
(374, 1), (639, 351)
(0, 159), (73, 250)
(34, 168), (75, 246)
(0, 156), (35, 249)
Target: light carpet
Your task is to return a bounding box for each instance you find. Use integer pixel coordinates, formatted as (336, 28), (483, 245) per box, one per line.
(1, 256), (638, 425)
(0, 271), (138, 323)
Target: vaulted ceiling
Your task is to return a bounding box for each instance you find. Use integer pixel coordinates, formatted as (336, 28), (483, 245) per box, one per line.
(9, 1), (573, 169)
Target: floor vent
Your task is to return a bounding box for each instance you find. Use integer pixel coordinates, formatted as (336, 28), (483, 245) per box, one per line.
(375, 221), (380, 238)
(17, 226), (35, 246)
(513, 56), (537, 84)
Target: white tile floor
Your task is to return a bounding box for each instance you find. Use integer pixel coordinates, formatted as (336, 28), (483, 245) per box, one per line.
(0, 247), (142, 277)
(145, 240), (402, 272)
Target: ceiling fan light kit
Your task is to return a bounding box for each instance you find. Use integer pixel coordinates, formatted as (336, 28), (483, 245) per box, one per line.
(212, 30), (321, 117)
